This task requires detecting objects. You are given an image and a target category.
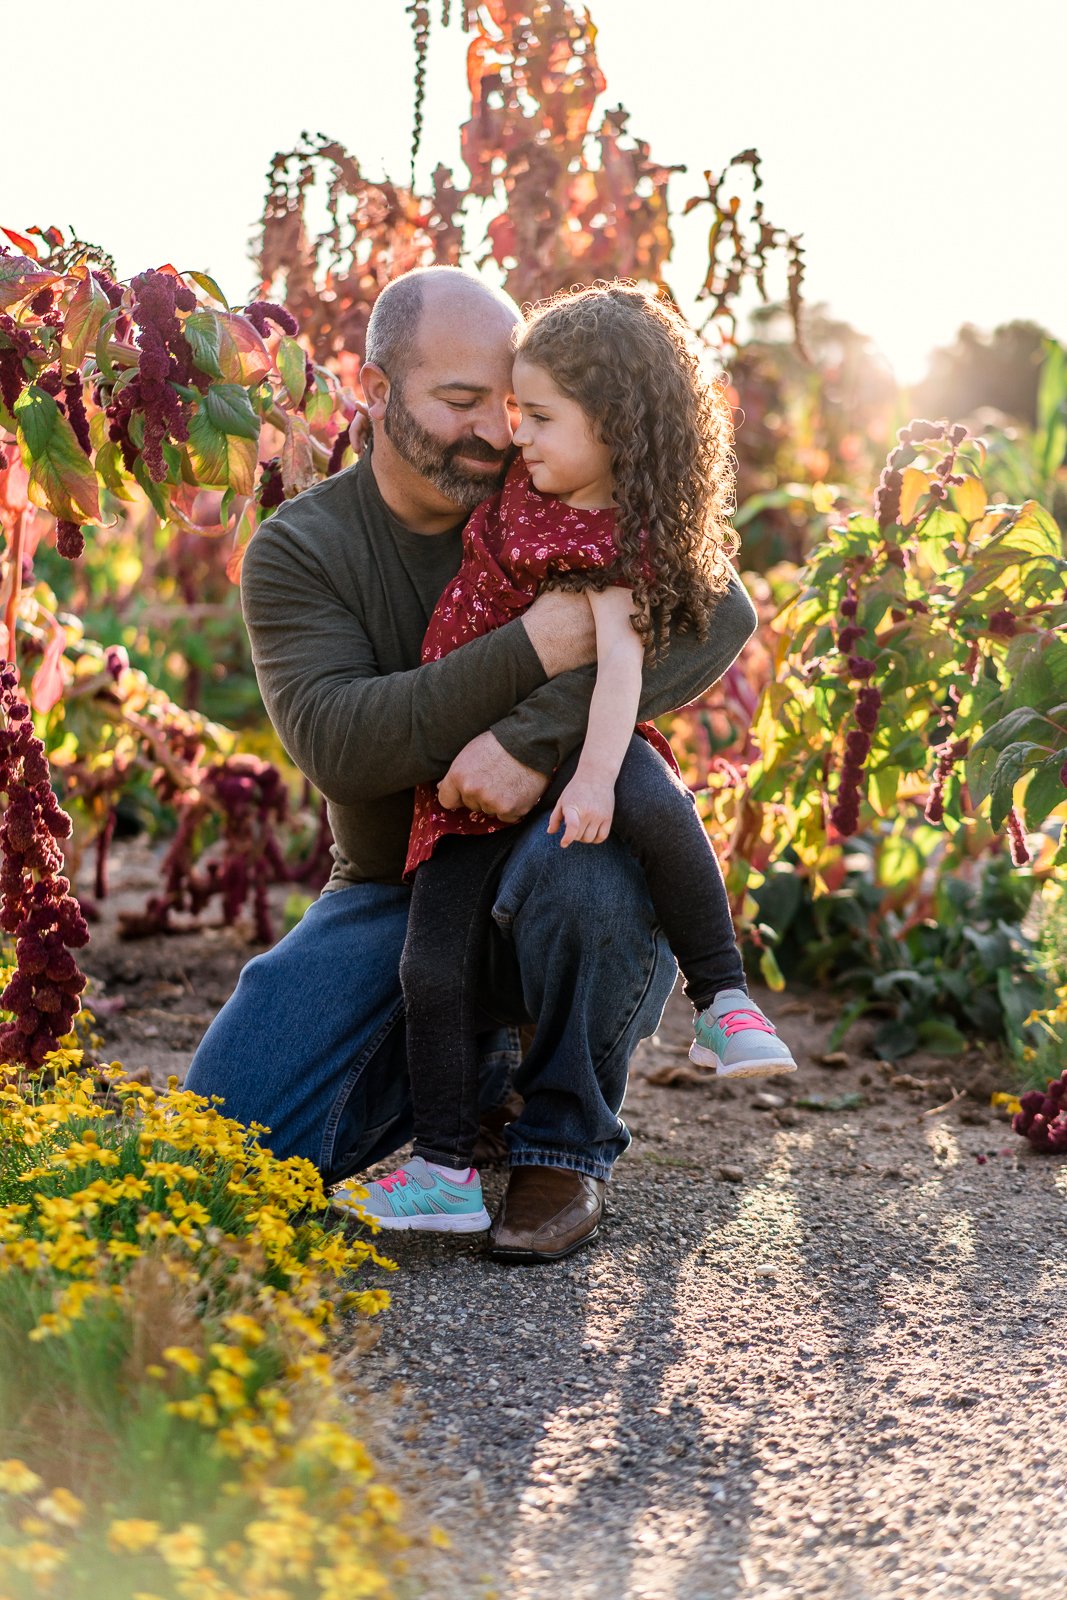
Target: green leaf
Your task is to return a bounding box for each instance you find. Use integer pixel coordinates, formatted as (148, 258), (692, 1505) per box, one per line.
(184, 311), (223, 380)
(94, 308), (123, 383)
(796, 1092), (865, 1113)
(1024, 755), (1067, 829)
(14, 384), (100, 522)
(277, 336), (307, 407)
(988, 741), (1042, 831)
(872, 1019), (919, 1061)
(305, 372), (333, 428)
(132, 456), (169, 519)
(915, 1019), (968, 1055)
(972, 705), (1051, 758)
(758, 946), (786, 992)
(1037, 338), (1067, 481)
(204, 382), (261, 441)
(187, 271), (230, 308)
(187, 397), (257, 496)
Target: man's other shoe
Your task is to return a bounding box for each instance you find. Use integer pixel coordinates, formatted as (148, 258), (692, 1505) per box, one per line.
(488, 1165), (605, 1262)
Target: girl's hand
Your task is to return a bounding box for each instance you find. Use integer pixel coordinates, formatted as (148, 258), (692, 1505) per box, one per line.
(547, 775), (615, 848)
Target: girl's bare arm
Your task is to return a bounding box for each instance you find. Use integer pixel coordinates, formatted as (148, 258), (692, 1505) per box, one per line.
(547, 586), (645, 847)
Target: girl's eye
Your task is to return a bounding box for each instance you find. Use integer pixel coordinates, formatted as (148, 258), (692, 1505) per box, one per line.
(529, 413), (549, 424)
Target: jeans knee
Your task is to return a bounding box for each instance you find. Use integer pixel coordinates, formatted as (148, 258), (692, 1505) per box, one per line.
(515, 831), (651, 939)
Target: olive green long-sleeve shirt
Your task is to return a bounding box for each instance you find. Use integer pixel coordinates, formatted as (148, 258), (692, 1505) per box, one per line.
(239, 454), (757, 886)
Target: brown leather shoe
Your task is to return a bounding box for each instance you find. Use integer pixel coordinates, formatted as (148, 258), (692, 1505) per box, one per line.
(472, 1090), (525, 1167)
(488, 1165), (606, 1262)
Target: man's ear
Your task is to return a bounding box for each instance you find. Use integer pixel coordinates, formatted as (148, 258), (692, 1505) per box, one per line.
(360, 363), (391, 422)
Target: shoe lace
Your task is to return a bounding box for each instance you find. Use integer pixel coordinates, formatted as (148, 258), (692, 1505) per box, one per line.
(378, 1169), (410, 1193)
(719, 1008), (775, 1038)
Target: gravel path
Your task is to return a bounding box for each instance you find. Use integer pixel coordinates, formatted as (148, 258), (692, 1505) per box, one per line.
(360, 989), (1067, 1600)
(77, 844), (1067, 1598)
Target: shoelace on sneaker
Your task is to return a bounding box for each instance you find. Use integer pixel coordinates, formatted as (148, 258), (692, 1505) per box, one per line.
(379, 1170), (410, 1193)
(718, 1009), (776, 1038)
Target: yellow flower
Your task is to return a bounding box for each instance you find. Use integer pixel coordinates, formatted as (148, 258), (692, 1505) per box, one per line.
(344, 1288), (391, 1316)
(163, 1346), (202, 1377)
(209, 1343), (256, 1378)
(37, 1487), (84, 1528)
(108, 1518), (161, 1554)
(158, 1522), (206, 1570)
(221, 1313), (265, 1346)
(167, 1194), (211, 1226)
(165, 1394), (219, 1427)
(206, 1368), (247, 1411)
(10, 1539), (68, 1577)
(107, 1239), (143, 1261)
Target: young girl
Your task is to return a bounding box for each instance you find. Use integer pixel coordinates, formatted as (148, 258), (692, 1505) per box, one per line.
(361, 283), (795, 1233)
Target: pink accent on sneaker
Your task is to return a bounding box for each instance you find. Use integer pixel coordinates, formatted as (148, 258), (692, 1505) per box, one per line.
(719, 1009), (776, 1038)
(379, 1169), (410, 1193)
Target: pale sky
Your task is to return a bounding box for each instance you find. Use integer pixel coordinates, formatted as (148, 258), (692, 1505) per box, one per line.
(9, 0), (1065, 383)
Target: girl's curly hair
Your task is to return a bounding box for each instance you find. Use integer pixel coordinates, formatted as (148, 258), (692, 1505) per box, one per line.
(514, 281), (737, 659)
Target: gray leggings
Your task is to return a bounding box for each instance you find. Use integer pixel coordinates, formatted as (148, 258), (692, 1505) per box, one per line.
(400, 734), (746, 1169)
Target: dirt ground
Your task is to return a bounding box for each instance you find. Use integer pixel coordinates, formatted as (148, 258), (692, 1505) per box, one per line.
(76, 840), (1067, 1600)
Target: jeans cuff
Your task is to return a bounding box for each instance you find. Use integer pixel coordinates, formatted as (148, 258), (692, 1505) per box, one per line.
(507, 1145), (615, 1183)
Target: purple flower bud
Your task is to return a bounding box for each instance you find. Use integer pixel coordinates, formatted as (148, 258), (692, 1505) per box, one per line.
(243, 300), (299, 338)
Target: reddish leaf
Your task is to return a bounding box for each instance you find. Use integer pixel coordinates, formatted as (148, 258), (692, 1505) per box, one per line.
(225, 500), (256, 584)
(61, 270), (110, 370)
(30, 613), (67, 714)
(215, 314), (272, 385)
(1, 227), (39, 259)
(0, 255), (63, 311)
(281, 414), (315, 495)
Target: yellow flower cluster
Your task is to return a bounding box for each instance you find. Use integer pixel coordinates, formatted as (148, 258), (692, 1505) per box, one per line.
(0, 1058), (438, 1600)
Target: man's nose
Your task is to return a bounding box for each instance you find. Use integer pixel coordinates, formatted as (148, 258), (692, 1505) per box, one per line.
(473, 402), (516, 452)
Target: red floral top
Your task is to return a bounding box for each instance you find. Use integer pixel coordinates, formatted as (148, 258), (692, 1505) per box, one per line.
(405, 459), (676, 878)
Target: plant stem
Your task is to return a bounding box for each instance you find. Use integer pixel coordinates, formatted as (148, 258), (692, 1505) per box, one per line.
(3, 508), (27, 669)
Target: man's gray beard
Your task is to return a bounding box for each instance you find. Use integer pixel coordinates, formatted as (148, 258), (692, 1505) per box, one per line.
(384, 383), (509, 514)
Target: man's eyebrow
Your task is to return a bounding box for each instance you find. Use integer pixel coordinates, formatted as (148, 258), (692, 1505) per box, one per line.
(430, 381), (492, 396)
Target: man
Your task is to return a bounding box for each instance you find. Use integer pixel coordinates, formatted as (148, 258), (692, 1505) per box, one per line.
(185, 265), (757, 1261)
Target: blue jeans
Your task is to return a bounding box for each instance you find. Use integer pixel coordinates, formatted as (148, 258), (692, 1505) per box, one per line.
(185, 815), (677, 1186)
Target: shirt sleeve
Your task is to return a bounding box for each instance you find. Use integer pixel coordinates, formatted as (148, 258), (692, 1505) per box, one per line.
(489, 570), (758, 776)
(240, 515), (549, 805)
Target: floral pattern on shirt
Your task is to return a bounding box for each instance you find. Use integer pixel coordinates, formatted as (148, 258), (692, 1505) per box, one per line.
(405, 458), (677, 878)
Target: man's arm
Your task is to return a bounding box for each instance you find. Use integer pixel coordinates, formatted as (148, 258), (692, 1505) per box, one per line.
(489, 571), (759, 777)
(240, 519), (596, 806)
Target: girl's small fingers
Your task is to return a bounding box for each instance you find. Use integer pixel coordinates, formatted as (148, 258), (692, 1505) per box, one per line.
(547, 800), (564, 835)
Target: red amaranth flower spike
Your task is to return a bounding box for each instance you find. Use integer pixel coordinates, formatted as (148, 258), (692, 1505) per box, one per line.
(243, 300), (299, 338)
(0, 665), (88, 1067)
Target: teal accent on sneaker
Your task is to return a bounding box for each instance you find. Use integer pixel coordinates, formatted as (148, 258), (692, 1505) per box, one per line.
(689, 989), (798, 1079)
(346, 1156), (491, 1233)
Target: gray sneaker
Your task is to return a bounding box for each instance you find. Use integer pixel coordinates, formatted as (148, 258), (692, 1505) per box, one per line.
(689, 989), (798, 1078)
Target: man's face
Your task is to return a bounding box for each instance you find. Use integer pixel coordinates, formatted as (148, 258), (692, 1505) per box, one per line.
(384, 378), (512, 515)
(379, 297), (521, 514)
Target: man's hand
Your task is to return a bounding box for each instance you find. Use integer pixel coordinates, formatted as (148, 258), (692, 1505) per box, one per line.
(521, 589), (597, 679)
(438, 731), (548, 822)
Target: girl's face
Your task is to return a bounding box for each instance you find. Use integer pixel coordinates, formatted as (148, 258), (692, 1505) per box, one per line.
(511, 357), (615, 508)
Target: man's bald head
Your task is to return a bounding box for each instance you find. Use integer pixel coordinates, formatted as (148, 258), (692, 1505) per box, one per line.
(365, 266), (520, 384)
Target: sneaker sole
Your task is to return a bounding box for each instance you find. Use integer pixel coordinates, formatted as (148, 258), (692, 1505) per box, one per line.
(369, 1207), (492, 1234)
(689, 1041), (798, 1078)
